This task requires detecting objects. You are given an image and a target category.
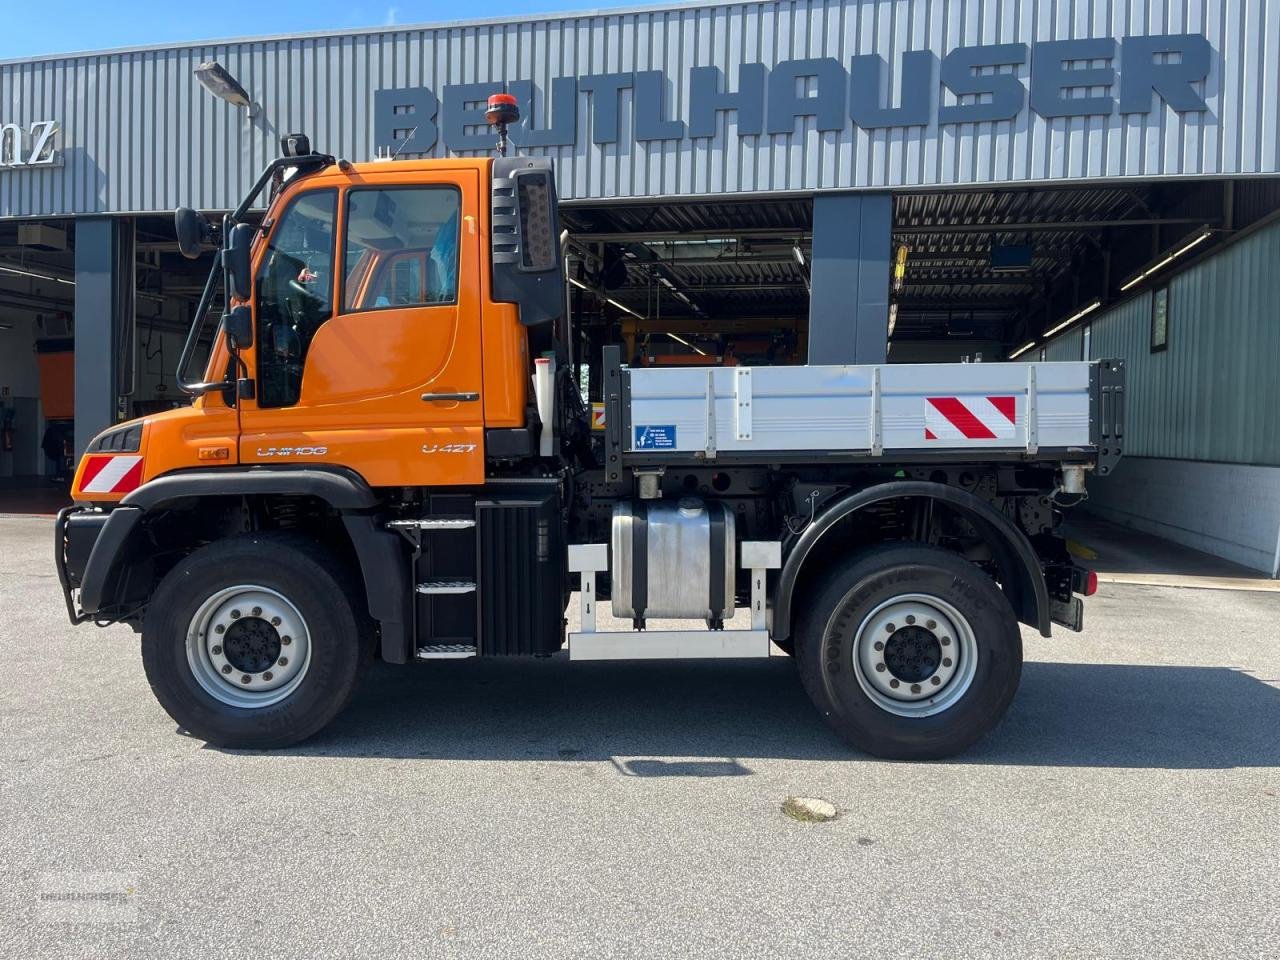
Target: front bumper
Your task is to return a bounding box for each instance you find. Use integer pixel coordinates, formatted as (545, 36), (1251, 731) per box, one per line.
(54, 506), (98, 624)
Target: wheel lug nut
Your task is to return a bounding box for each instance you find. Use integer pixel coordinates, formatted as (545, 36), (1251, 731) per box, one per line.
(906, 615), (916, 625)
(910, 683), (921, 694)
(885, 623), (896, 633)
(875, 663), (886, 672)
(211, 645), (222, 655)
(277, 657), (288, 667)
(240, 675), (252, 684)
(931, 676), (942, 685)
(941, 636), (951, 646)
(873, 641), (884, 651)
(943, 657), (953, 667)
(281, 636), (292, 645)
(230, 609), (241, 619)
(889, 679), (900, 688)
(271, 617), (282, 626)
(251, 606), (262, 617)
(263, 672), (274, 682)
(926, 619), (936, 630)
(215, 624), (225, 634)
(221, 665), (232, 675)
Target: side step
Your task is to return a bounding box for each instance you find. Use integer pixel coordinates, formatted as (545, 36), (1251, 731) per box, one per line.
(416, 580), (477, 595)
(416, 644), (478, 659)
(388, 517), (476, 530)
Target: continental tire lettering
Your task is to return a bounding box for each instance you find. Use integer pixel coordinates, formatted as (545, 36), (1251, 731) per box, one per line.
(950, 575), (990, 612)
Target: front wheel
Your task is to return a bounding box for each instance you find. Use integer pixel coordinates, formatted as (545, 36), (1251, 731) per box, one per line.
(142, 532), (371, 749)
(795, 543), (1022, 760)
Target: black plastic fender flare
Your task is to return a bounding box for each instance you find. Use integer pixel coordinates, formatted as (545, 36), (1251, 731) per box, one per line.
(79, 467), (412, 662)
(772, 480), (1051, 641)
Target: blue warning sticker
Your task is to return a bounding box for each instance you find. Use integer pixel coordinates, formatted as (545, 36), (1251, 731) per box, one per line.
(633, 425), (677, 450)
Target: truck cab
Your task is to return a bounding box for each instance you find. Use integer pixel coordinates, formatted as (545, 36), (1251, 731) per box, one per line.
(56, 129), (1118, 760)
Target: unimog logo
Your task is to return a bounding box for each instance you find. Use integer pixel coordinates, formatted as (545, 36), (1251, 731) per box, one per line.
(0, 120), (61, 169)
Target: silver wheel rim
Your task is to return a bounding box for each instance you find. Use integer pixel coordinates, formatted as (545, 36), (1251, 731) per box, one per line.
(185, 585), (312, 709)
(850, 593), (978, 718)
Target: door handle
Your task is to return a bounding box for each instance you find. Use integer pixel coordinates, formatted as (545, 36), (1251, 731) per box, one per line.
(421, 391), (480, 402)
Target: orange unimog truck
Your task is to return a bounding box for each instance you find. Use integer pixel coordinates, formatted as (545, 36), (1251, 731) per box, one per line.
(56, 106), (1121, 759)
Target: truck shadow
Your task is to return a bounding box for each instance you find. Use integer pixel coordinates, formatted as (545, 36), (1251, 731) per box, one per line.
(271, 657), (1280, 770)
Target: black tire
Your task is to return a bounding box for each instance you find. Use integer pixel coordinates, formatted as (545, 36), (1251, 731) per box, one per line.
(795, 543), (1022, 760)
(141, 532), (372, 749)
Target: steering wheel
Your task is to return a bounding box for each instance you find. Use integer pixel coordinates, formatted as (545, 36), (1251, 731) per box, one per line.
(287, 278), (329, 310)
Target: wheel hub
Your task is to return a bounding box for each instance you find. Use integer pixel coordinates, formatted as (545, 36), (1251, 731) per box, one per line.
(850, 594), (979, 718)
(185, 585), (312, 709)
(883, 626), (942, 683)
(222, 618), (283, 674)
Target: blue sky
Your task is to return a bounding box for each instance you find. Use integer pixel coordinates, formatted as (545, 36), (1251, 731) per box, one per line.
(1, 0), (682, 60)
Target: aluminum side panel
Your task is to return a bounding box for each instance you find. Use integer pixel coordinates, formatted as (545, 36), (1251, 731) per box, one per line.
(626, 362), (1094, 456)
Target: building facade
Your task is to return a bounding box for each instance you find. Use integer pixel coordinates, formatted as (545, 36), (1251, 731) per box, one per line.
(1, 0), (1278, 570)
(1, 0), (1276, 214)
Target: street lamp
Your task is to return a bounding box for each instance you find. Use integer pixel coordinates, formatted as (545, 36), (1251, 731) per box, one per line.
(194, 61), (258, 118)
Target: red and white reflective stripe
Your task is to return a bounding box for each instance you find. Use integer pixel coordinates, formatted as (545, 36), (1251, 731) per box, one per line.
(80, 455), (144, 495)
(925, 396), (1017, 441)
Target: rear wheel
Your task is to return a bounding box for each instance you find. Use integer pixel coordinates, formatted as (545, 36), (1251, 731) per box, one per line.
(795, 543), (1022, 760)
(142, 532), (371, 749)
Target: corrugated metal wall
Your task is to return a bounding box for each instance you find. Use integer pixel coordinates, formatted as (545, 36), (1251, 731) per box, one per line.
(1044, 326), (1083, 362)
(1045, 217), (1280, 465)
(2, 0), (1278, 217)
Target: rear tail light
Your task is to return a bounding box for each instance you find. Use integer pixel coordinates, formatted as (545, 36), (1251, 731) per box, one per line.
(1070, 566), (1098, 597)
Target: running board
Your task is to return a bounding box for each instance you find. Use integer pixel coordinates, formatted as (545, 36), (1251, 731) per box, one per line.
(388, 517), (476, 530)
(568, 630), (771, 661)
(416, 644), (478, 659)
(416, 580), (477, 595)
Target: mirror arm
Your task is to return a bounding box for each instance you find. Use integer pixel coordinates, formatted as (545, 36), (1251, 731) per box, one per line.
(176, 151), (332, 397)
(176, 258), (225, 395)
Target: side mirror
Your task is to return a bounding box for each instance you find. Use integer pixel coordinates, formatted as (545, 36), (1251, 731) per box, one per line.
(223, 304), (252, 351)
(174, 207), (211, 260)
(223, 223), (255, 301)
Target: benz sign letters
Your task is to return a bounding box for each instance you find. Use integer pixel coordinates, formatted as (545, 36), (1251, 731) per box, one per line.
(0, 120), (61, 169)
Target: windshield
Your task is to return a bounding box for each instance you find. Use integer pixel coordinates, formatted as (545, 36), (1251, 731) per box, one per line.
(254, 190), (338, 408)
(176, 152), (331, 395)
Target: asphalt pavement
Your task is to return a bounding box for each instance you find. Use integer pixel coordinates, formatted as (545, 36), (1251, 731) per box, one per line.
(1, 514), (1277, 959)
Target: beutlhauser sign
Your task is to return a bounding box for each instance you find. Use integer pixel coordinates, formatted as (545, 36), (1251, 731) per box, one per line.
(375, 33), (1212, 156)
(0, 120), (61, 169)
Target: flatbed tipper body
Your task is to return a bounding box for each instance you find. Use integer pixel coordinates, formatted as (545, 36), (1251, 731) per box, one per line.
(54, 132), (1121, 759)
(615, 355), (1123, 467)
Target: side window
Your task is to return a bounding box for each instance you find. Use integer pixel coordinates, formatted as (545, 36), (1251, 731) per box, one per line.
(254, 189), (337, 408)
(343, 187), (461, 312)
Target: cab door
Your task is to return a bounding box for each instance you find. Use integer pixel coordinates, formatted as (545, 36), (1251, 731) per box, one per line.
(238, 168), (485, 486)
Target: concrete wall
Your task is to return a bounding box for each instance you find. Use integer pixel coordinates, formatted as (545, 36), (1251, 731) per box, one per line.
(1086, 457), (1280, 576)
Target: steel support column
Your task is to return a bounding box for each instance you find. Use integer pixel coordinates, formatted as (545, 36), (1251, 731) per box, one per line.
(73, 217), (135, 456)
(808, 192), (891, 365)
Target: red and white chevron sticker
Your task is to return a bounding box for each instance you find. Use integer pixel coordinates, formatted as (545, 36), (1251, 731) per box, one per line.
(80, 455), (144, 495)
(925, 396), (1017, 441)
